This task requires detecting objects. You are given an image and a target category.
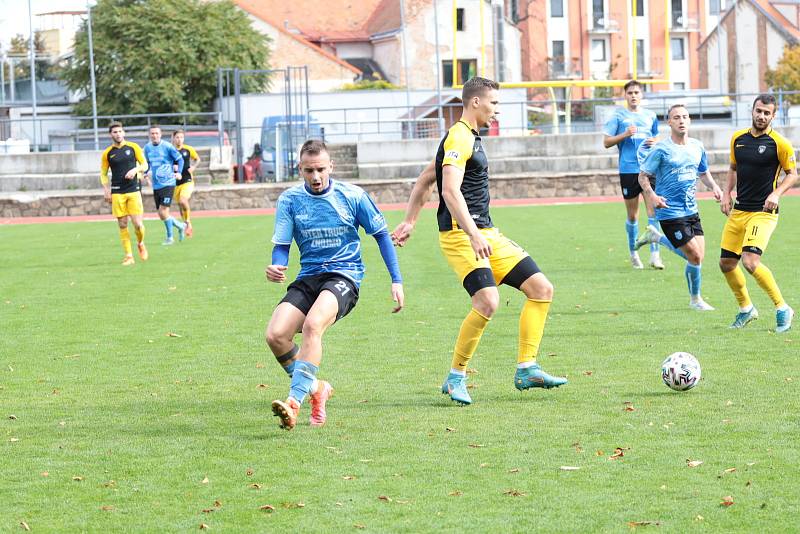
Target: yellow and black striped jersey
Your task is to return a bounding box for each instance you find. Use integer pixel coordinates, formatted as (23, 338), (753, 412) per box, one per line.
(730, 128), (796, 212)
(100, 141), (146, 194)
(435, 120), (492, 231)
(176, 144), (199, 186)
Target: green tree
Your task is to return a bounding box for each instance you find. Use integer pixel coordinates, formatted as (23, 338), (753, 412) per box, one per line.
(60, 0), (271, 119)
(6, 32), (49, 81)
(765, 44), (800, 104)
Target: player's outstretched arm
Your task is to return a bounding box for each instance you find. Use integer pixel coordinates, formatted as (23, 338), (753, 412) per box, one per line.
(266, 243), (290, 283)
(699, 171), (722, 202)
(373, 228), (404, 312)
(391, 159), (437, 246)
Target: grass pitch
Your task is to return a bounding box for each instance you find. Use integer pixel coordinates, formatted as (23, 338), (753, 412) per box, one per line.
(1, 198), (798, 532)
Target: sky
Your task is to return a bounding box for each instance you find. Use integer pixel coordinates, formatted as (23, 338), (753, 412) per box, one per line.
(0, 0), (88, 50)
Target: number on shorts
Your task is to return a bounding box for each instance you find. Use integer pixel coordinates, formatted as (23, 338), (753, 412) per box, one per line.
(333, 281), (350, 296)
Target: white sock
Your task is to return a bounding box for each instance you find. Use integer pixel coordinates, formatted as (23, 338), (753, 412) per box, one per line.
(517, 361), (537, 369)
(778, 304), (790, 311)
(449, 368), (466, 376)
(740, 304), (754, 313)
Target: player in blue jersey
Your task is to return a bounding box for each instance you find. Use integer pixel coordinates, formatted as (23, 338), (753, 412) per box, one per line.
(267, 139), (404, 430)
(603, 80), (663, 270)
(634, 104), (723, 311)
(143, 125), (186, 245)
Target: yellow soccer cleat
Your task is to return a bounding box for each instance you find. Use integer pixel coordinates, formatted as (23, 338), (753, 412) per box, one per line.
(138, 242), (149, 261)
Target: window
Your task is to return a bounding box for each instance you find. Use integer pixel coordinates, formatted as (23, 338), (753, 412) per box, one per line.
(510, 0), (520, 23)
(442, 59), (477, 86)
(671, 37), (686, 60)
(456, 8), (465, 31)
(673, 82), (685, 90)
(592, 0), (605, 27)
(672, 0), (683, 26)
(550, 0), (563, 17)
(552, 40), (565, 73)
(636, 39), (646, 72)
(591, 39), (606, 62)
(709, 0), (720, 15)
(634, 0), (644, 16)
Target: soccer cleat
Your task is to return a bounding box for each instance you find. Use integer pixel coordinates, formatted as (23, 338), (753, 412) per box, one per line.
(441, 374), (472, 405)
(689, 298), (715, 311)
(137, 242), (149, 261)
(630, 252), (644, 270)
(514, 364), (568, 390)
(271, 397), (300, 430)
(776, 306), (794, 333)
(635, 224), (663, 250)
(730, 307), (758, 329)
(309, 380), (334, 427)
(185, 222), (193, 238)
(177, 224), (186, 242)
(649, 253), (665, 270)
(121, 255), (135, 266)
(162, 237), (175, 246)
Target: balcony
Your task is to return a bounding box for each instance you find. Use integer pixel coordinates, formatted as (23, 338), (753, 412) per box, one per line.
(589, 12), (621, 33)
(547, 58), (583, 80)
(671, 15), (700, 32)
(630, 57), (665, 79)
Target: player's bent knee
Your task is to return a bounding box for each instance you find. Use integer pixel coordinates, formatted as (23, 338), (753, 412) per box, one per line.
(741, 254), (761, 273)
(472, 287), (499, 317)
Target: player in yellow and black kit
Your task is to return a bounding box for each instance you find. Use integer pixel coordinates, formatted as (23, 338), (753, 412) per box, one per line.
(172, 129), (200, 237)
(392, 77), (567, 405)
(100, 121), (149, 266)
(719, 94), (798, 332)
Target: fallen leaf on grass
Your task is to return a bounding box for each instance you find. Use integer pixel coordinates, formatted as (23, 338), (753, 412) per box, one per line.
(72, 476), (83, 481)
(610, 447), (629, 460)
(201, 476), (209, 484)
(100, 505), (114, 512)
(202, 509), (215, 514)
(686, 460), (704, 468)
(560, 466), (581, 471)
(259, 504), (275, 512)
(342, 476), (356, 480)
(20, 522), (30, 531)
(468, 443), (483, 448)
(509, 468), (520, 473)
(583, 371), (593, 376)
(445, 427), (456, 432)
(596, 450), (605, 456)
(357, 399), (368, 404)
(166, 332), (182, 338)
(722, 467), (737, 474)
(8, 414), (17, 420)
(359, 459), (372, 463)
(9, 437), (18, 442)
(465, 368), (478, 375)
(41, 472), (48, 477)
(695, 515), (704, 521)
(199, 524), (209, 530)
(354, 524), (366, 530)
(626, 520), (661, 528)
(377, 496), (392, 502)
(255, 362), (265, 369)
(249, 483), (262, 489)
(479, 463), (490, 468)
(503, 489), (527, 497)
(448, 490), (463, 496)
(256, 384), (269, 390)
(246, 468), (254, 476)
(720, 495), (735, 507)
(624, 405), (636, 412)
(466, 384), (479, 389)
(103, 480), (116, 488)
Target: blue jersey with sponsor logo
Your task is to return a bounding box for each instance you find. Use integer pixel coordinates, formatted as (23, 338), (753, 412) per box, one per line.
(603, 107), (659, 173)
(272, 179), (387, 287)
(144, 141), (183, 190)
(639, 137), (708, 221)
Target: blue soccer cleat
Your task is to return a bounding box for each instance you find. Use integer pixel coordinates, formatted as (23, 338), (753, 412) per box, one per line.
(776, 306), (794, 333)
(441, 373), (472, 405)
(514, 364), (568, 390)
(730, 307), (758, 329)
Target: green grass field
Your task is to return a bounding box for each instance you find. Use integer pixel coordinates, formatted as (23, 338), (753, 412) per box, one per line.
(2, 198), (799, 532)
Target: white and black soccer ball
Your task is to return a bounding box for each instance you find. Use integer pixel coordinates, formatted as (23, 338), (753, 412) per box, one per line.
(661, 352), (701, 391)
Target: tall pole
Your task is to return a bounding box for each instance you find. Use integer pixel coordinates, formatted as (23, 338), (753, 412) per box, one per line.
(87, 1), (99, 150)
(399, 0), (412, 129)
(28, 0), (38, 151)
(433, 0), (444, 136)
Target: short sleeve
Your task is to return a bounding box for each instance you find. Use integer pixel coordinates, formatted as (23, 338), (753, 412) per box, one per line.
(602, 111), (620, 137)
(698, 147), (708, 174)
(777, 136), (796, 171)
(650, 113), (659, 137)
(271, 193), (294, 245)
(636, 141), (653, 167)
(729, 133), (738, 165)
(640, 144), (663, 176)
(441, 127), (474, 169)
(188, 146), (200, 160)
(356, 191), (387, 235)
(131, 142), (146, 165)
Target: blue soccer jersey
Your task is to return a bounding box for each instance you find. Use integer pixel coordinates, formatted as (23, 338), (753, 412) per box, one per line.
(603, 107), (659, 174)
(144, 141), (183, 190)
(640, 137), (708, 221)
(271, 180), (388, 287)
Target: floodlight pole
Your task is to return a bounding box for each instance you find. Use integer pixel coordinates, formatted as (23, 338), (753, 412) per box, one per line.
(399, 0), (412, 120)
(28, 0), (38, 152)
(87, 1), (99, 150)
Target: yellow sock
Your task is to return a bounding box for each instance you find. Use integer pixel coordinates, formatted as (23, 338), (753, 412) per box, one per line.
(451, 308), (490, 371)
(183, 206), (191, 224)
(723, 267), (752, 309)
(752, 264), (785, 308)
(518, 299), (551, 364)
(134, 225), (145, 244)
(119, 228), (132, 256)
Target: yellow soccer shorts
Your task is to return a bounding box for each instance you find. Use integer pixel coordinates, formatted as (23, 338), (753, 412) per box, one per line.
(175, 181), (195, 202)
(439, 227), (531, 288)
(111, 191), (144, 218)
(720, 209), (779, 256)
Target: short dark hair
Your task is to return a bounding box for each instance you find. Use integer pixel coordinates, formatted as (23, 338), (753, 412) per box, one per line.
(108, 121), (123, 132)
(667, 103), (688, 117)
(462, 76), (499, 103)
(623, 80), (642, 92)
(753, 94), (777, 109)
(172, 129), (184, 137)
(149, 124), (161, 131)
(299, 139), (328, 159)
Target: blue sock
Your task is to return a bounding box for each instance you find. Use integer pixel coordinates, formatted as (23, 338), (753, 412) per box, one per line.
(289, 361), (318, 404)
(648, 217), (660, 254)
(172, 217), (186, 230)
(659, 236), (687, 260)
(625, 220), (638, 252)
(284, 360), (296, 376)
(685, 263), (702, 297)
(164, 217), (174, 239)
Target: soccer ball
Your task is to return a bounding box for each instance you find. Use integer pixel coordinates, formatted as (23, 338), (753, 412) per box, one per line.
(661, 352), (701, 391)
